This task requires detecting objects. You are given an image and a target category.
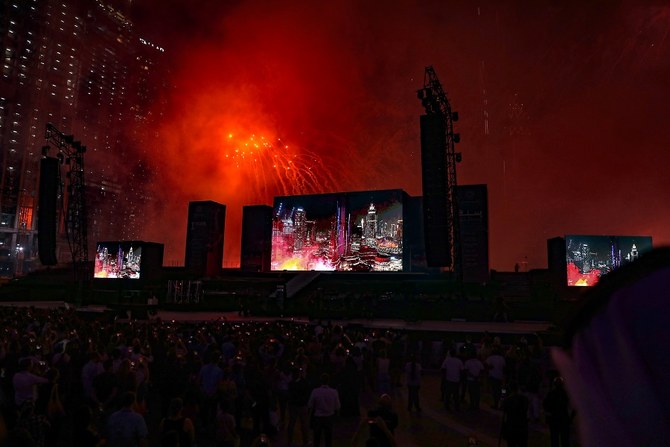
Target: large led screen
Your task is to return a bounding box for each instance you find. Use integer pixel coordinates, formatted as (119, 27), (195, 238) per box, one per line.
(94, 242), (143, 279)
(565, 235), (653, 286)
(272, 190), (404, 271)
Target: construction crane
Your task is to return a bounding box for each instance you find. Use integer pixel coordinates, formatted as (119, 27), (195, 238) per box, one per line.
(42, 123), (89, 282)
(417, 66), (462, 277)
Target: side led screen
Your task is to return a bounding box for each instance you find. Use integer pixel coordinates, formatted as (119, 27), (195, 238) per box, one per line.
(565, 235), (652, 286)
(271, 190), (404, 271)
(94, 242), (143, 279)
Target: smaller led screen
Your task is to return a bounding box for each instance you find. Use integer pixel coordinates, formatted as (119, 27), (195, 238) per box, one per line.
(565, 235), (653, 286)
(94, 242), (143, 279)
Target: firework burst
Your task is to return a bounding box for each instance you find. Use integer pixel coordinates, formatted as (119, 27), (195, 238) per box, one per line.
(219, 131), (339, 201)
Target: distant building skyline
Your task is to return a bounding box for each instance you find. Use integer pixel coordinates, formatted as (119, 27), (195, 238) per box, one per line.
(0, 0), (168, 274)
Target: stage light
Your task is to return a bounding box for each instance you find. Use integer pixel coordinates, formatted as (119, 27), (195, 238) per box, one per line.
(453, 133), (461, 143)
(456, 153), (462, 162)
(452, 111), (459, 121)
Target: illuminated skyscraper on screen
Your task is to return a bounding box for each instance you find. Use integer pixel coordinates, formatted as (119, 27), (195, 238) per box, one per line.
(0, 0), (168, 274)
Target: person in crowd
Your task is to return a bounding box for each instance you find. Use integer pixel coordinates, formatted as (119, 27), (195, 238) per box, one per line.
(552, 248), (670, 446)
(73, 404), (104, 447)
(501, 382), (529, 447)
(404, 353), (422, 413)
(543, 377), (572, 447)
(13, 358), (49, 408)
(338, 355), (361, 417)
(81, 351), (104, 406)
(159, 397), (195, 447)
(287, 366), (311, 447)
(362, 394), (398, 447)
(92, 358), (118, 416)
(215, 398), (238, 447)
(105, 391), (148, 447)
(464, 352), (485, 410)
(274, 360), (291, 425)
(374, 349), (391, 395)
(115, 358), (138, 396)
(307, 373), (340, 447)
(516, 349), (541, 423)
(440, 349), (463, 411)
(197, 350), (224, 427)
(250, 433), (272, 447)
(485, 347), (506, 409)
(14, 399), (49, 447)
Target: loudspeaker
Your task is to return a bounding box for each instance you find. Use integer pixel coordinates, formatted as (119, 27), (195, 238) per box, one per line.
(184, 201), (226, 277)
(547, 237), (567, 276)
(38, 157), (59, 265)
(420, 114), (451, 267)
(240, 205), (272, 272)
(457, 185), (489, 282)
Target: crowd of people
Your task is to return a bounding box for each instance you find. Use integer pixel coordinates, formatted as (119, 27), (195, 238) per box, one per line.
(0, 305), (573, 447)
(3, 249), (667, 447)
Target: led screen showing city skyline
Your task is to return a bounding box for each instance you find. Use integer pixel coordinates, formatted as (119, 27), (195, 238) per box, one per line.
(94, 242), (143, 279)
(271, 190), (404, 272)
(565, 235), (653, 287)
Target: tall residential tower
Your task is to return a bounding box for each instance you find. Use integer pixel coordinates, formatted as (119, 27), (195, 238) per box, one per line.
(0, 0), (168, 274)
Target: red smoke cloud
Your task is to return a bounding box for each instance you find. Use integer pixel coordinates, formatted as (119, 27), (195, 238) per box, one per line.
(135, 0), (670, 270)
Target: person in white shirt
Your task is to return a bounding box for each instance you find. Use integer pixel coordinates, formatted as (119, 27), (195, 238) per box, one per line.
(307, 373), (340, 447)
(440, 349), (464, 411)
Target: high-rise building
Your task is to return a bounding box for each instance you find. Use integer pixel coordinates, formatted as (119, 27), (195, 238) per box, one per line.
(0, 0), (168, 274)
(364, 203), (377, 240)
(293, 207), (306, 251)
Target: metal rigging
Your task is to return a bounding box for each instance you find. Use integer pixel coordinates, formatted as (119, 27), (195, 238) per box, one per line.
(42, 123), (89, 281)
(417, 66), (462, 277)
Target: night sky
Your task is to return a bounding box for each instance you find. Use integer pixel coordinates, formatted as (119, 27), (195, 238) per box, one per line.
(129, 0), (670, 270)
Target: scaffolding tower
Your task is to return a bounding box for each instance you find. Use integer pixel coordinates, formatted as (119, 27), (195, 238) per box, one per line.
(417, 66), (462, 277)
(42, 123), (89, 281)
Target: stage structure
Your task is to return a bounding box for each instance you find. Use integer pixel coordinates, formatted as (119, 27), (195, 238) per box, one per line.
(417, 66), (462, 276)
(457, 185), (489, 283)
(91, 240), (164, 312)
(41, 123), (89, 281)
(185, 201), (226, 278)
(241, 205), (273, 272)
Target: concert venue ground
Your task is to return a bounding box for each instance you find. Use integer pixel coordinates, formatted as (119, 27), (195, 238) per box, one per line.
(0, 266), (580, 446)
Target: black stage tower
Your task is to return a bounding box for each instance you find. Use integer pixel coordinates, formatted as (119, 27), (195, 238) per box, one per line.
(42, 123), (89, 282)
(417, 66), (462, 276)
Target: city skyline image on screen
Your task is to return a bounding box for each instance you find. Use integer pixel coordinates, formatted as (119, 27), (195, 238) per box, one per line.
(565, 235), (653, 286)
(94, 242), (143, 279)
(271, 190), (404, 271)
